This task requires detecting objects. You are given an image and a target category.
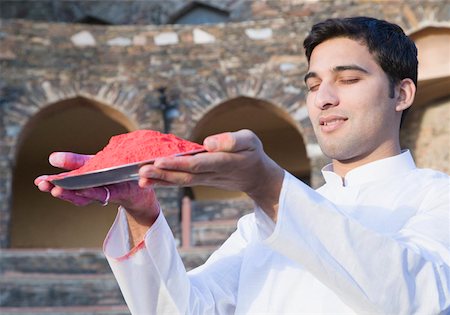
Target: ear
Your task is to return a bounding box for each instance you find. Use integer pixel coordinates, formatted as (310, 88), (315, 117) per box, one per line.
(395, 78), (416, 112)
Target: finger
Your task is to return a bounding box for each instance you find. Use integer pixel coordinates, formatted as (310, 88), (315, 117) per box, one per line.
(203, 129), (261, 153)
(49, 152), (93, 170)
(152, 151), (243, 174)
(74, 187), (110, 204)
(139, 168), (230, 189)
(139, 165), (195, 186)
(140, 162), (197, 179)
(139, 164), (220, 187)
(50, 186), (95, 206)
(35, 171), (74, 186)
(152, 153), (207, 172)
(139, 175), (190, 188)
(35, 175), (49, 186)
(139, 177), (168, 188)
(37, 179), (54, 192)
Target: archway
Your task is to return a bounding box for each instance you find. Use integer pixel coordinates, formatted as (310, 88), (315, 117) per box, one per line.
(10, 96), (134, 248)
(189, 96), (309, 200)
(409, 26), (450, 108)
(401, 26), (450, 174)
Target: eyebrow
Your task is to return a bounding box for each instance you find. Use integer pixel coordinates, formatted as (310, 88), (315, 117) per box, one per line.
(304, 64), (369, 84)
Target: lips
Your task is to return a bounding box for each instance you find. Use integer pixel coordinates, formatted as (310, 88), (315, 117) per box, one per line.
(319, 115), (348, 132)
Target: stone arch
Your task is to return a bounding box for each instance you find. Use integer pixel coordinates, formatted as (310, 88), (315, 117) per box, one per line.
(168, 1), (230, 25)
(408, 25), (450, 107)
(187, 96), (311, 200)
(400, 25), (450, 174)
(9, 96), (138, 248)
(180, 68), (308, 124)
(178, 70), (326, 188)
(0, 80), (163, 247)
(15, 96), (138, 154)
(8, 80), (157, 148)
(4, 80), (161, 182)
(1, 79), (191, 247)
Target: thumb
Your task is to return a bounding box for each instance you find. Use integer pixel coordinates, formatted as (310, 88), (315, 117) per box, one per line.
(49, 152), (93, 170)
(204, 129), (261, 153)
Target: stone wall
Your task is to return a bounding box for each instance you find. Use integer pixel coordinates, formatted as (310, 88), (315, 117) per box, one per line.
(0, 0), (245, 24)
(1, 0), (449, 247)
(401, 97), (450, 174)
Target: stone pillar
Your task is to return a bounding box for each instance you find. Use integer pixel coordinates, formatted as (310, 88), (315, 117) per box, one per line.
(181, 196), (192, 249)
(0, 159), (13, 248)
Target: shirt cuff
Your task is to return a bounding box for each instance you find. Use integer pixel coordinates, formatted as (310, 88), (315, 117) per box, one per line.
(102, 207), (182, 314)
(103, 206), (163, 260)
(263, 171), (313, 246)
(254, 206), (276, 240)
(254, 170), (291, 240)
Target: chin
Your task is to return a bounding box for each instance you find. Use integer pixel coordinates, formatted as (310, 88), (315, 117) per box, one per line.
(320, 145), (357, 162)
(318, 142), (338, 158)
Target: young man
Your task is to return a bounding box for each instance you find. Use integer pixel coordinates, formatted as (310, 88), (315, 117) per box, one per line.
(36, 17), (449, 314)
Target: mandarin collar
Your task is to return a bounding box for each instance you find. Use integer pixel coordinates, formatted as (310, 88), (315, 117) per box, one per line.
(321, 150), (416, 187)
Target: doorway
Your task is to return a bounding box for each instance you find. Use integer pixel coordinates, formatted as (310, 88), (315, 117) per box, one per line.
(189, 96), (310, 200)
(10, 97), (133, 248)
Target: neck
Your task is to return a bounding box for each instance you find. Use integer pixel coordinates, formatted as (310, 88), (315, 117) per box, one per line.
(332, 143), (402, 178)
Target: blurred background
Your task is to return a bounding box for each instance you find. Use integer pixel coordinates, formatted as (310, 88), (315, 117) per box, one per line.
(0, 0), (449, 313)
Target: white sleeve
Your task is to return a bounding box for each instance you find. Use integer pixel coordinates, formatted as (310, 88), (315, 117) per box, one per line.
(103, 207), (248, 315)
(261, 171), (450, 315)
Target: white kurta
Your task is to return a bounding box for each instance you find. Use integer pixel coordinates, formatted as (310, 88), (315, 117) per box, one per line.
(104, 151), (450, 314)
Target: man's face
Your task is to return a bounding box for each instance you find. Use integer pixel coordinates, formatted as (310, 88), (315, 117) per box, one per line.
(305, 37), (402, 164)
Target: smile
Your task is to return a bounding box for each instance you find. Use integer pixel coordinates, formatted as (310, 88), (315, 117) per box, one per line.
(322, 119), (344, 126)
(319, 116), (348, 132)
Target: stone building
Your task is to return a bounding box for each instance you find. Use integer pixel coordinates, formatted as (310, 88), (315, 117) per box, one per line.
(0, 0), (449, 312)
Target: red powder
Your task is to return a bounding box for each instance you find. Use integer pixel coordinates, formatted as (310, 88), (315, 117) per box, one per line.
(48, 130), (204, 180)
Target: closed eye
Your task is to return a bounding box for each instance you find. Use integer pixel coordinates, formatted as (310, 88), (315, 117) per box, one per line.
(306, 79), (321, 92)
(307, 83), (320, 92)
(340, 78), (360, 84)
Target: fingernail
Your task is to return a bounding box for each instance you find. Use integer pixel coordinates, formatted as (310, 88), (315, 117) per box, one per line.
(139, 178), (150, 188)
(49, 152), (64, 166)
(37, 181), (46, 191)
(35, 175), (48, 185)
(204, 137), (218, 151)
(153, 159), (165, 168)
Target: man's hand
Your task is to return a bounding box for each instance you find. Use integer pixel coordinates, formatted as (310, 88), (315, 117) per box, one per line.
(138, 130), (284, 221)
(35, 152), (160, 247)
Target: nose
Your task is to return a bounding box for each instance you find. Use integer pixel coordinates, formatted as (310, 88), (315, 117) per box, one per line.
(314, 82), (339, 110)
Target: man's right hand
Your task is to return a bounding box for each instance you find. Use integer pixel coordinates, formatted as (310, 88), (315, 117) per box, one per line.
(138, 130), (285, 221)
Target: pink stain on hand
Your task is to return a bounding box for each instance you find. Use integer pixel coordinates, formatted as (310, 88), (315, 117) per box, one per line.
(204, 132), (232, 152)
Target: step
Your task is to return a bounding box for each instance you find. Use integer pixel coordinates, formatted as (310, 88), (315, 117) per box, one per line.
(0, 248), (211, 274)
(191, 219), (238, 247)
(0, 246), (215, 273)
(0, 305), (130, 315)
(0, 248), (216, 307)
(191, 198), (253, 222)
(0, 249), (111, 275)
(0, 273), (125, 307)
(0, 251), (218, 308)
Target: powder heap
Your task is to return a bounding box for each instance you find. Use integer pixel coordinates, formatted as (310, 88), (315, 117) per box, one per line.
(48, 130), (204, 180)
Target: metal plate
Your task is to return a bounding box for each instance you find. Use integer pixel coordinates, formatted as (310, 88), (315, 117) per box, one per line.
(50, 148), (206, 190)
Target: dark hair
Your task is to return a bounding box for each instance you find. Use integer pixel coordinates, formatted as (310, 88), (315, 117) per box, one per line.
(304, 17), (418, 126)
